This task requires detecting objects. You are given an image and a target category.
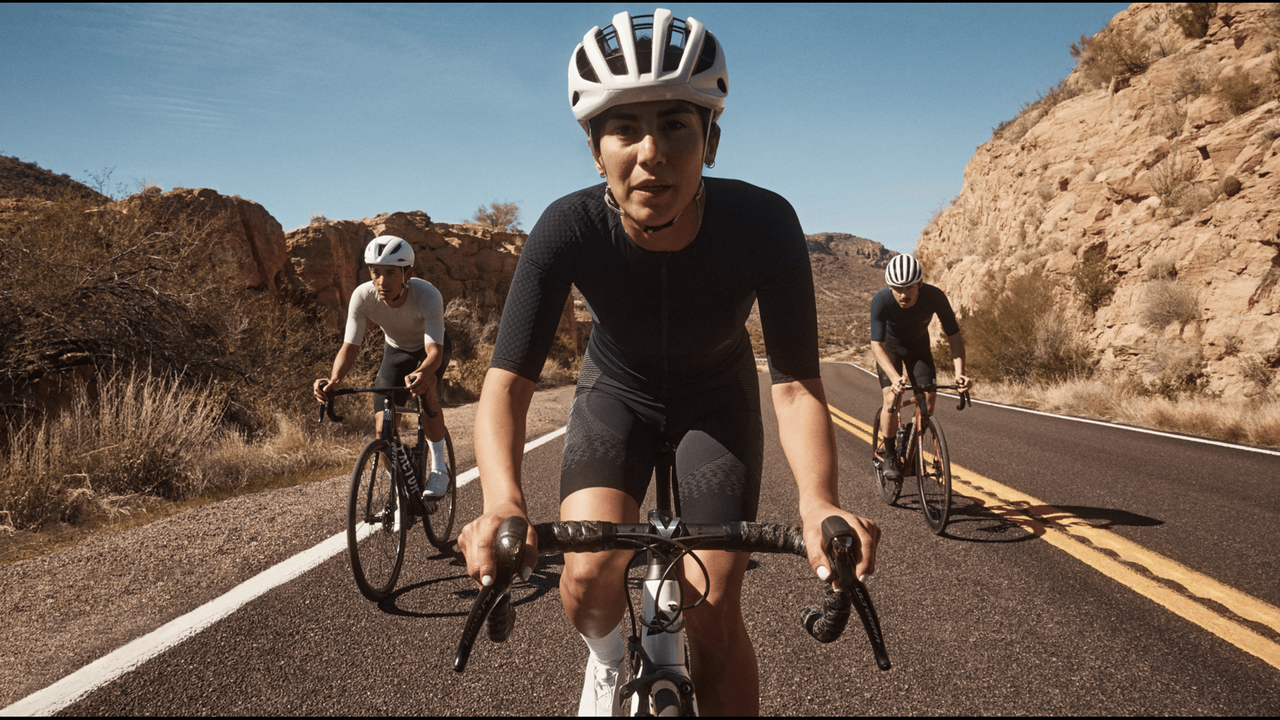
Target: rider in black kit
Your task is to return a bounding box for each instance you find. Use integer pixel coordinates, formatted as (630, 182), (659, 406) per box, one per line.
(870, 254), (971, 481)
(458, 10), (880, 716)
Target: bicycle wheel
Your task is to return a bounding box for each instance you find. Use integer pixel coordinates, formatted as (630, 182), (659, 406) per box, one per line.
(870, 411), (901, 505)
(347, 440), (407, 601)
(423, 428), (458, 550)
(915, 416), (952, 534)
(652, 686), (683, 717)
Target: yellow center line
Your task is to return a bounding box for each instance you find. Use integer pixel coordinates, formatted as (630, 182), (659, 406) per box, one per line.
(829, 404), (1280, 672)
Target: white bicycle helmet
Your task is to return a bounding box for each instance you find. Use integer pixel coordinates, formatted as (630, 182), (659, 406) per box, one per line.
(885, 254), (923, 288)
(568, 9), (728, 133)
(364, 235), (415, 267)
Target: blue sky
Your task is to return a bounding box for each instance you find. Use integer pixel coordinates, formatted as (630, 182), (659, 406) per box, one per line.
(1, 3), (1130, 254)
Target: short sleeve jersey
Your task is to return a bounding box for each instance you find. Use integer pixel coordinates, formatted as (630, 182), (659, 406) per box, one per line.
(868, 283), (961, 349)
(490, 178), (820, 398)
(343, 278), (445, 351)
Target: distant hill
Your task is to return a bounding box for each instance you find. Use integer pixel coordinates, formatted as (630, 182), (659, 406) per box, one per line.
(0, 155), (109, 203)
(746, 231), (891, 359)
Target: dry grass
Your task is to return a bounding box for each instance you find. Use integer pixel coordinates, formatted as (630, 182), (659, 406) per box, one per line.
(940, 373), (1280, 450)
(0, 370), (361, 534)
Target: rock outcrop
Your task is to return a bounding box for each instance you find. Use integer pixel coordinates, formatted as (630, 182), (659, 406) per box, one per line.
(284, 212), (525, 329)
(917, 2), (1280, 398)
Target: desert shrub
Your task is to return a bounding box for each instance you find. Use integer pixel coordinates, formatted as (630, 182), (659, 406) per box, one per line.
(1217, 69), (1265, 116)
(1149, 142), (1198, 204)
(472, 200), (522, 232)
(1141, 278), (1200, 328)
(1149, 102), (1187, 138)
(1173, 3), (1217, 39)
(1257, 120), (1280, 146)
(0, 190), (341, 456)
(1241, 355), (1274, 390)
(1221, 333), (1243, 357)
(1070, 22), (1151, 86)
(1222, 175), (1242, 197)
(442, 296), (500, 401)
(992, 78), (1080, 142)
(1070, 251), (1118, 314)
(940, 271), (1093, 383)
(1142, 251), (1178, 280)
(1142, 339), (1203, 398)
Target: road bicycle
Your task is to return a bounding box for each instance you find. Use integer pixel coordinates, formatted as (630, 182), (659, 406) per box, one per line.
(453, 445), (890, 716)
(871, 381), (970, 535)
(318, 383), (457, 601)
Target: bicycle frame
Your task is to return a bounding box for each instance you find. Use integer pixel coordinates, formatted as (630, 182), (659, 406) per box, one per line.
(615, 444), (697, 715)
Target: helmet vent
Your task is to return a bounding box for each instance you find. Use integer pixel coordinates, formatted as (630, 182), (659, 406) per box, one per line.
(576, 47), (599, 83)
(694, 33), (718, 75)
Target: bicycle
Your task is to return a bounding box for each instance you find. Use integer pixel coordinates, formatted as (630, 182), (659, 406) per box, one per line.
(317, 382), (458, 601)
(870, 380), (970, 535)
(453, 445), (890, 716)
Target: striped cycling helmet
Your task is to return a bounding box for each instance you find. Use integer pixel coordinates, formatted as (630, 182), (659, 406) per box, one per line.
(885, 254), (923, 288)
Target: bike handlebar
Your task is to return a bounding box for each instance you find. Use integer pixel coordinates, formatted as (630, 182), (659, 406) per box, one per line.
(452, 515), (891, 674)
(892, 382), (972, 412)
(315, 381), (438, 423)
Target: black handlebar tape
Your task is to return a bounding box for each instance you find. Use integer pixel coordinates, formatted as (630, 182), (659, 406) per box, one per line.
(820, 516), (891, 671)
(453, 516), (526, 672)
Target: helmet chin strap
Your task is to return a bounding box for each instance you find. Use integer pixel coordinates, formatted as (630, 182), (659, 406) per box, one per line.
(604, 180), (705, 234)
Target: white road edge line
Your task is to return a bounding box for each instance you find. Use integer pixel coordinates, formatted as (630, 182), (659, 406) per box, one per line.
(1, 426), (569, 717)
(836, 362), (1280, 457)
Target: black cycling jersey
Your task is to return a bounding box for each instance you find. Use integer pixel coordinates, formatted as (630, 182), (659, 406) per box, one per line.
(868, 284), (961, 350)
(490, 178), (820, 398)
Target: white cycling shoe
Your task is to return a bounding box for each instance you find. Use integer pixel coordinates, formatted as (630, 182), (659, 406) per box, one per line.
(421, 470), (448, 499)
(578, 654), (620, 716)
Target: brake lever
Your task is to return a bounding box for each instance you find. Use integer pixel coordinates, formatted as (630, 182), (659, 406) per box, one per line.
(453, 516), (525, 672)
(315, 381), (344, 424)
(821, 516), (891, 671)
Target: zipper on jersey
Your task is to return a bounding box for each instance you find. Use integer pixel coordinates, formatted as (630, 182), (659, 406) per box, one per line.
(660, 253), (671, 399)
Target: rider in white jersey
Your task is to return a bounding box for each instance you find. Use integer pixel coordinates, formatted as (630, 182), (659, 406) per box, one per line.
(313, 235), (451, 498)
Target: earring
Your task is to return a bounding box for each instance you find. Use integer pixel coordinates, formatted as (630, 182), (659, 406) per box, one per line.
(599, 171), (606, 178)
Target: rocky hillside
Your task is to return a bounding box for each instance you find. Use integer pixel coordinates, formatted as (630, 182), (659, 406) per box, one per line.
(0, 156), (108, 203)
(917, 2), (1280, 398)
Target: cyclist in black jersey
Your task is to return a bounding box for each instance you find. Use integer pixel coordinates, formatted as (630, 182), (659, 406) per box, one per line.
(870, 254), (971, 481)
(458, 9), (879, 716)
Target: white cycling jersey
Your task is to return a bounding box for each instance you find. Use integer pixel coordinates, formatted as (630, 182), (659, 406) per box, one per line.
(343, 278), (445, 351)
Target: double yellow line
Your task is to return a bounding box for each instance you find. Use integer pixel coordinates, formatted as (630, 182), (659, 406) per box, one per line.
(829, 404), (1280, 672)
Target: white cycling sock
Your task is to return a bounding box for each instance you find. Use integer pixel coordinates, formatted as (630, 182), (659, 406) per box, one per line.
(581, 622), (624, 667)
(429, 439), (447, 474)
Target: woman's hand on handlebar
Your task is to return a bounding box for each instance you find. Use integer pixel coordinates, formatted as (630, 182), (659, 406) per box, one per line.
(801, 503), (879, 588)
(458, 506), (539, 589)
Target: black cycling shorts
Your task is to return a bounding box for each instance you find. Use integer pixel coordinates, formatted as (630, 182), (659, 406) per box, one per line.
(559, 351), (764, 524)
(875, 337), (937, 391)
(373, 336), (452, 413)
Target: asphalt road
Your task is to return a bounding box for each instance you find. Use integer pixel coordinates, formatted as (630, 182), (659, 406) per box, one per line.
(26, 363), (1280, 715)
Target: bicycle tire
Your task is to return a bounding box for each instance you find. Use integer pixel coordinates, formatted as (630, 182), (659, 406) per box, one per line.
(347, 439), (407, 601)
(915, 416), (952, 534)
(870, 411), (901, 505)
(652, 686), (683, 717)
(423, 428), (458, 549)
